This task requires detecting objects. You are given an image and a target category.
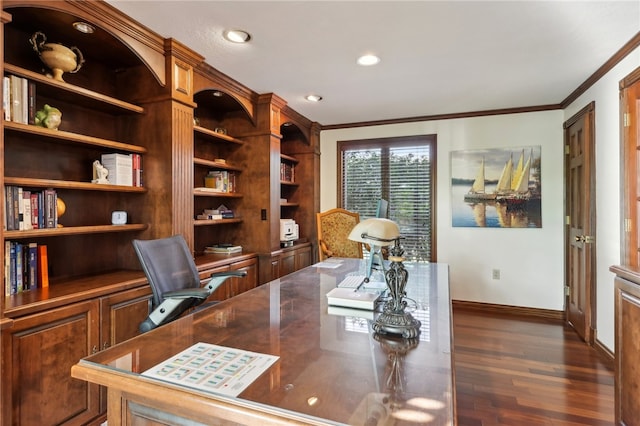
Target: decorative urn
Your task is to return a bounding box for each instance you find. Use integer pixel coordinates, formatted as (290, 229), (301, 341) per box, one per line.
(29, 31), (84, 82)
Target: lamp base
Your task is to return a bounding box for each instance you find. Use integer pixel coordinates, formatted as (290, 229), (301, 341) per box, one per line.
(373, 310), (421, 339)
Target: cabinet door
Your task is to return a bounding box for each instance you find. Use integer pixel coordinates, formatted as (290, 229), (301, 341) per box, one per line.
(278, 251), (296, 278)
(2, 300), (100, 425)
(294, 245), (312, 270)
(100, 286), (152, 350)
(230, 258), (258, 297)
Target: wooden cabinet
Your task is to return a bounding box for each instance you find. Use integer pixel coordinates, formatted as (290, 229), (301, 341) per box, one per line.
(2, 299), (101, 425)
(611, 267), (640, 425)
(0, 1), (318, 423)
(271, 243), (312, 279)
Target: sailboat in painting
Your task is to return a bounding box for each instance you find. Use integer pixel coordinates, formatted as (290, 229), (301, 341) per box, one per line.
(464, 157), (497, 201)
(496, 149), (537, 206)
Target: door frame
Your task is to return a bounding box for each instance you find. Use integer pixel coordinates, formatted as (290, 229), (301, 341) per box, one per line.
(563, 101), (596, 344)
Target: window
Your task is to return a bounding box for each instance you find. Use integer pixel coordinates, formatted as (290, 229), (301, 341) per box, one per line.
(338, 135), (436, 262)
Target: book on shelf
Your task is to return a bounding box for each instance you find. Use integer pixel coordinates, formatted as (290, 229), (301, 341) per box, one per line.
(101, 153), (133, 186)
(3, 241), (46, 296)
(4, 186), (59, 230)
(325, 287), (381, 310)
(27, 242), (38, 290)
(132, 153), (143, 187)
(204, 244), (242, 254)
(37, 244), (49, 288)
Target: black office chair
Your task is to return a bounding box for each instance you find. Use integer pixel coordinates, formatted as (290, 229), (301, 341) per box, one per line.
(133, 235), (246, 333)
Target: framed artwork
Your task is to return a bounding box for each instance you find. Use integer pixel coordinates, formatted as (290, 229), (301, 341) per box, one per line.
(451, 146), (542, 228)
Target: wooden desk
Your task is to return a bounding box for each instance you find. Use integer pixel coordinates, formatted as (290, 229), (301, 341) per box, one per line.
(72, 260), (455, 425)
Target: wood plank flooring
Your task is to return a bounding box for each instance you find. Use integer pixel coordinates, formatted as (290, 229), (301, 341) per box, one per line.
(453, 307), (615, 425)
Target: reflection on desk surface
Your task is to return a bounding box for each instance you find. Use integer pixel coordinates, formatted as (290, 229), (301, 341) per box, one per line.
(77, 259), (454, 426)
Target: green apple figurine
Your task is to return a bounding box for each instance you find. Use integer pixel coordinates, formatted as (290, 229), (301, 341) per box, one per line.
(35, 104), (62, 130)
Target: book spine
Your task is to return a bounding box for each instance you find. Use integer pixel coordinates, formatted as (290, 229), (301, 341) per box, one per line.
(30, 192), (39, 229)
(27, 81), (36, 125)
(10, 75), (21, 123)
(3, 76), (10, 121)
(9, 242), (16, 295)
(37, 191), (44, 229)
(4, 241), (11, 296)
(12, 186), (19, 231)
(15, 243), (23, 293)
(28, 243), (37, 290)
(37, 245), (49, 288)
(21, 77), (28, 125)
(17, 187), (23, 230)
(22, 190), (32, 230)
(44, 188), (56, 228)
(5, 186), (14, 231)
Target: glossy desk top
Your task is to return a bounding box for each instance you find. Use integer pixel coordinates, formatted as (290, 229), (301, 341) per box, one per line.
(74, 259), (454, 425)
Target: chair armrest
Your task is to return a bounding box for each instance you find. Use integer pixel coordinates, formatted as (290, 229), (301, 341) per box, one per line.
(207, 270), (247, 279)
(163, 288), (211, 300)
(319, 240), (333, 257)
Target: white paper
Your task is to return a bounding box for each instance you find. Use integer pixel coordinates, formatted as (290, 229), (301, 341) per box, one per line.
(142, 342), (279, 397)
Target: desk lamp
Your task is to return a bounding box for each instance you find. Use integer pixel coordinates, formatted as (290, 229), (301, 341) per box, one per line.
(348, 218), (421, 338)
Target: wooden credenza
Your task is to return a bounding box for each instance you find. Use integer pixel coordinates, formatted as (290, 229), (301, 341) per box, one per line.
(611, 265), (640, 426)
(72, 259), (455, 425)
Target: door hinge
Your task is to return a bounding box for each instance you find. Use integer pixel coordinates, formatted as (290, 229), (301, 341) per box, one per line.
(624, 112), (631, 127)
(565, 215), (570, 226)
(565, 144), (570, 155)
(565, 286), (571, 297)
(625, 218), (633, 233)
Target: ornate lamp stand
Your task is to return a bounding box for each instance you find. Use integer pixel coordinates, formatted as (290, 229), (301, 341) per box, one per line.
(372, 241), (421, 338)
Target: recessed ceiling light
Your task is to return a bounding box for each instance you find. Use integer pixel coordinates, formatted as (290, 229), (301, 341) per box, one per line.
(357, 54), (380, 66)
(305, 94), (323, 102)
(223, 29), (251, 43)
(73, 21), (95, 34)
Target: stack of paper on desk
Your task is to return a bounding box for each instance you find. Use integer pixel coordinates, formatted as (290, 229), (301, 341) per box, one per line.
(326, 287), (381, 310)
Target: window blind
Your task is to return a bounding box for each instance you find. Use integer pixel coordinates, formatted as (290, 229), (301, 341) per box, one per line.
(339, 136), (435, 262)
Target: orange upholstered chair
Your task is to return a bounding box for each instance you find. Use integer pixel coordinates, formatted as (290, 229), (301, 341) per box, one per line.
(316, 208), (363, 261)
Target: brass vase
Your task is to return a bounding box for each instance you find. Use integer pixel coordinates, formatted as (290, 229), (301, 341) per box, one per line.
(30, 31), (84, 82)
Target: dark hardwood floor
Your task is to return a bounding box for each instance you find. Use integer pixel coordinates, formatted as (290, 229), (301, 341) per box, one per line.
(453, 307), (615, 425)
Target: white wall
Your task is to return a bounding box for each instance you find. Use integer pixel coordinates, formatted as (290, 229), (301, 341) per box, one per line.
(321, 110), (565, 312)
(320, 45), (640, 354)
(563, 46), (640, 351)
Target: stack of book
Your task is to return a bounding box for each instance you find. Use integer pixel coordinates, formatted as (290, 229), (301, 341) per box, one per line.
(4, 241), (49, 296)
(204, 244), (242, 254)
(4, 186), (58, 230)
(196, 204), (235, 220)
(3, 74), (35, 125)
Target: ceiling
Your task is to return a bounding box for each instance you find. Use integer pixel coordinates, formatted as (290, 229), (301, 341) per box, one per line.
(105, 1), (640, 127)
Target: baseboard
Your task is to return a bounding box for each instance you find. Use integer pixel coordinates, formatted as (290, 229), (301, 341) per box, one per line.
(451, 299), (564, 321)
(593, 331), (615, 370)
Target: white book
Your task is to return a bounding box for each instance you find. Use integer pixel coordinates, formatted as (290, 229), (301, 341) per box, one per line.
(101, 153), (133, 186)
(326, 287), (380, 310)
(3, 76), (10, 121)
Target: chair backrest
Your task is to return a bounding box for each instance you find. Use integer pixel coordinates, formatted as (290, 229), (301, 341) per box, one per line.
(316, 208), (363, 261)
(132, 235), (200, 308)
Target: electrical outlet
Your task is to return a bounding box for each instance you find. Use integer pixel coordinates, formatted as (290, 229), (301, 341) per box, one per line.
(492, 269), (500, 280)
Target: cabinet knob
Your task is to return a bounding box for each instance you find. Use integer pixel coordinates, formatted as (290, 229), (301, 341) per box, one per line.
(103, 342), (110, 350)
(92, 345), (98, 354)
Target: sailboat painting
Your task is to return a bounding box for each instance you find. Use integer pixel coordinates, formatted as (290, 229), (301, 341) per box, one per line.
(451, 146), (542, 228)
